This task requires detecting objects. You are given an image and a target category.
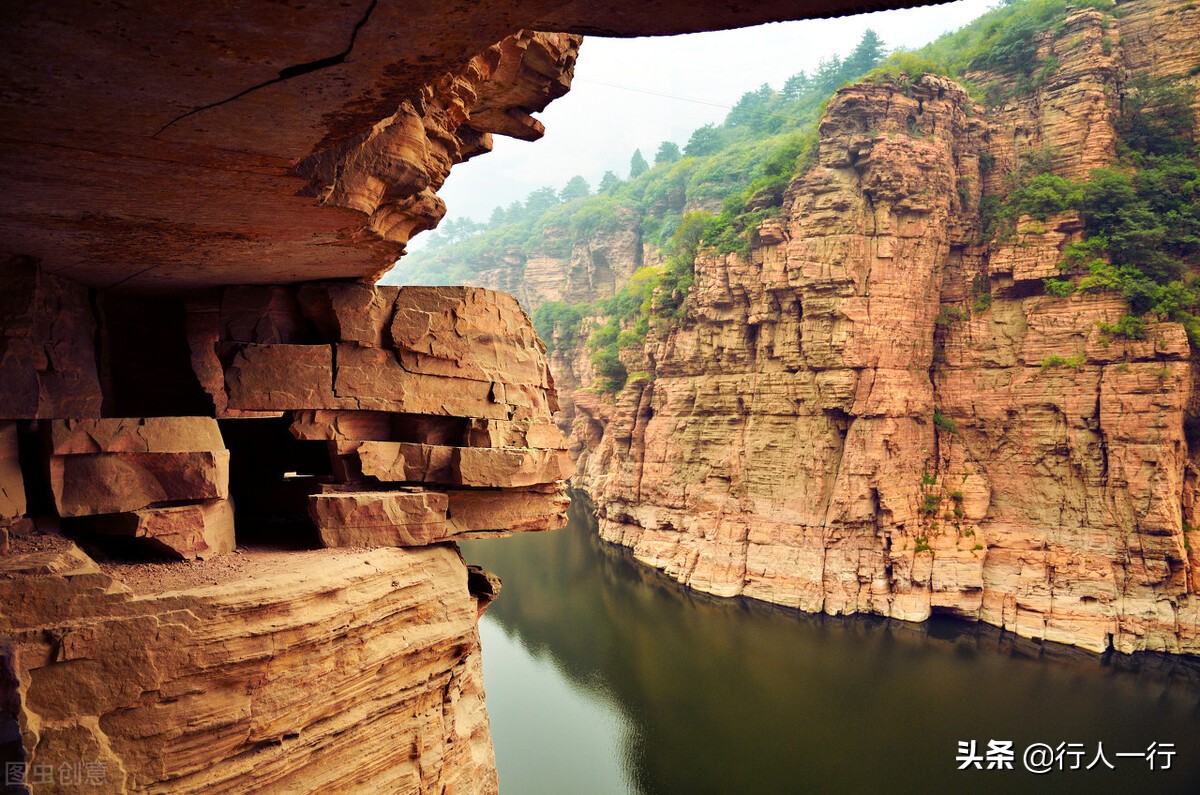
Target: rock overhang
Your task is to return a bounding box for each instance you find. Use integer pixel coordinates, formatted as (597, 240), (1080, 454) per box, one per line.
(0, 0), (940, 292)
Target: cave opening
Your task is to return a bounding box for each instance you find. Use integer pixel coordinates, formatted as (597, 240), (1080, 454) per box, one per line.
(100, 292), (213, 418)
(218, 416), (332, 548)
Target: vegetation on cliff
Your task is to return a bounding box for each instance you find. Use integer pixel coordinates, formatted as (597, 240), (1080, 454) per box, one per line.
(989, 74), (1200, 342)
(401, 0), (1200, 392)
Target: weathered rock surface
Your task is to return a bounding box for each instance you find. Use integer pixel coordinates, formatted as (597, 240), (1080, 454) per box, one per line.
(447, 488), (572, 535)
(561, 10), (1200, 657)
(85, 500), (236, 560)
(469, 212), (646, 308)
(352, 442), (573, 488)
(48, 418), (232, 521)
(310, 490), (451, 548)
(0, 423), (26, 523)
(0, 0), (910, 290)
(3, 280), (574, 791)
(1, 0), (952, 790)
(50, 417), (226, 456)
(1, 535), (495, 793)
(0, 257), (102, 420)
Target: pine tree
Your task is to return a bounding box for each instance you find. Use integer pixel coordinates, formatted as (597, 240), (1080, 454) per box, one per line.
(598, 171), (621, 193)
(524, 186), (560, 217)
(655, 141), (682, 166)
(684, 124), (722, 157)
(629, 149), (649, 178)
(560, 175), (590, 202)
(845, 29), (886, 76)
(781, 71), (809, 101)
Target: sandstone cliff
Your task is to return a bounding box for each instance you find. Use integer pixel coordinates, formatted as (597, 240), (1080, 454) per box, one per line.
(1, 0), (1073, 791)
(1, 269), (572, 793)
(559, 1), (1200, 656)
(470, 214), (646, 310)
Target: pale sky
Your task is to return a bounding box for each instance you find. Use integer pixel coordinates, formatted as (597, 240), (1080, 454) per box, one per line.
(411, 0), (997, 250)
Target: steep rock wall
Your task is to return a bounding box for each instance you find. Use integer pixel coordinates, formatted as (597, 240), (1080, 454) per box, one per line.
(470, 213), (645, 309)
(563, 3), (1200, 656)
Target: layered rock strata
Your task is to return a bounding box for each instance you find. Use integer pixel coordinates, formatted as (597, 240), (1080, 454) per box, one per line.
(467, 213), (646, 308)
(199, 281), (574, 549)
(562, 3), (1200, 656)
(2, 537), (496, 794)
(1, 269), (571, 792)
(0, 1), (972, 791)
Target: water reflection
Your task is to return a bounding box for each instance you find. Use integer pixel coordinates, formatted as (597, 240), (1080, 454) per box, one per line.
(463, 492), (1200, 794)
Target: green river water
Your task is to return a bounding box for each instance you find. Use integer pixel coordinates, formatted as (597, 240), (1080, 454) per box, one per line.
(461, 493), (1200, 794)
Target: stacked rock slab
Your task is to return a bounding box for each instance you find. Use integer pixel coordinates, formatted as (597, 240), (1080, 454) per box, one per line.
(206, 281), (573, 549)
(2, 270), (575, 793)
(48, 417), (235, 560)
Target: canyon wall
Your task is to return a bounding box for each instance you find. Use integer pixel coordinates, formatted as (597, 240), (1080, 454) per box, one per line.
(2, 0), (1091, 791)
(559, 2), (1200, 656)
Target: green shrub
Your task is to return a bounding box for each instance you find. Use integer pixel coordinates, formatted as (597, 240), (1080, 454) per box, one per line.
(933, 409), (958, 434)
(1043, 278), (1076, 297)
(1098, 313), (1148, 340)
(935, 306), (967, 327)
(532, 301), (587, 352)
(1040, 354), (1085, 370)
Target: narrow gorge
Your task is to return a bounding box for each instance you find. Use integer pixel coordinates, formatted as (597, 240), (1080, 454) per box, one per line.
(415, 0), (1200, 658)
(4, 0), (1200, 792)
(0, 1), (941, 791)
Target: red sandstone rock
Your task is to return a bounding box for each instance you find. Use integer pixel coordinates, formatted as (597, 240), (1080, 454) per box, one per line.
(220, 286), (314, 344)
(447, 487), (571, 534)
(0, 257), (102, 419)
(185, 299), (284, 419)
(0, 539), (497, 792)
(86, 499), (236, 560)
(353, 441), (574, 487)
(332, 344), (518, 418)
(50, 451), (231, 518)
(290, 410), (396, 442)
(50, 416), (225, 455)
(310, 490), (451, 548)
(559, 18), (1200, 657)
(389, 286), (550, 388)
(297, 282), (397, 348)
(224, 343), (338, 411)
(1, 422), (26, 520)
(465, 418), (567, 449)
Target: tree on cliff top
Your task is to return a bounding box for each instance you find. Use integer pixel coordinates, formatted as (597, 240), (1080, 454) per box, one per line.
(684, 124), (723, 157)
(598, 171), (622, 193)
(629, 149), (649, 178)
(655, 141), (682, 166)
(524, 186), (561, 217)
(560, 175), (591, 203)
(845, 29), (886, 76)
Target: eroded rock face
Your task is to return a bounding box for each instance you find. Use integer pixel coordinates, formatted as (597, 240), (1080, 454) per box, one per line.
(1, 537), (495, 793)
(563, 11), (1200, 657)
(1, 276), (572, 791)
(0, 258), (102, 420)
(0, 0), (995, 790)
(0, 0), (919, 290)
(470, 211), (646, 308)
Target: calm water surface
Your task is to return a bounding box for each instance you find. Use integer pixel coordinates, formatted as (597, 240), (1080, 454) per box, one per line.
(462, 493), (1200, 794)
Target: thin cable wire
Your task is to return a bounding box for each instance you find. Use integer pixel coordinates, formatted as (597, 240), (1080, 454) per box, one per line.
(574, 77), (734, 110)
